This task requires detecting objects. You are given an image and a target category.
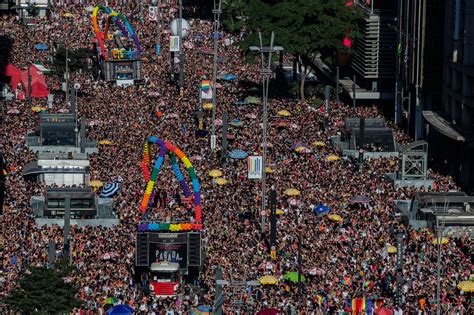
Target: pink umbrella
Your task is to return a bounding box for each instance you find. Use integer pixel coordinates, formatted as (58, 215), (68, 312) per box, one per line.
(7, 108), (20, 114)
(374, 308), (393, 315)
(245, 113), (257, 119)
(214, 119), (223, 126)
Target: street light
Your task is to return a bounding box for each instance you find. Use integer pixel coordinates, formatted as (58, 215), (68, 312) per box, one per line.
(211, 0), (222, 150)
(249, 32), (283, 234)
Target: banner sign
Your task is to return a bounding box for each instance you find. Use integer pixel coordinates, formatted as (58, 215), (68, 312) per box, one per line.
(200, 80), (213, 100)
(149, 6), (158, 21)
(170, 36), (180, 52)
(248, 156), (262, 179)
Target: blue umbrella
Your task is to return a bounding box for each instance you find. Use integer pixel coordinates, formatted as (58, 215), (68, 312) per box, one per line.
(314, 204), (330, 214)
(106, 305), (134, 315)
(223, 74), (238, 81)
(229, 149), (248, 159)
(34, 43), (49, 51)
(100, 182), (121, 198)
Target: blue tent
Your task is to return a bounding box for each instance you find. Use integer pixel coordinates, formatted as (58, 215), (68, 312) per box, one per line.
(223, 74), (238, 81)
(106, 305), (134, 315)
(314, 204), (330, 214)
(34, 43), (49, 51)
(229, 149), (248, 159)
(100, 182), (121, 198)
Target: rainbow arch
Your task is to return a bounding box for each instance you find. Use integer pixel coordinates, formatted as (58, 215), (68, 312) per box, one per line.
(91, 5), (142, 61)
(140, 137), (202, 230)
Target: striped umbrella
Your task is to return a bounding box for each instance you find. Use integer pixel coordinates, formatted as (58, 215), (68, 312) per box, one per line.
(100, 182), (121, 198)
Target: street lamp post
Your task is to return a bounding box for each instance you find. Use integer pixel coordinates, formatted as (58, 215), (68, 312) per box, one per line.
(211, 0), (222, 150)
(249, 32), (284, 234)
(178, 0), (184, 90)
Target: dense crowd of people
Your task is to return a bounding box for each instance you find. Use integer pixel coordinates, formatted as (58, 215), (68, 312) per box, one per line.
(0, 1), (472, 314)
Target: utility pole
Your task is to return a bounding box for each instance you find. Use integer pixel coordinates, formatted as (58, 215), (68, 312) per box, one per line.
(178, 0), (184, 91)
(63, 197), (71, 263)
(336, 66), (340, 103)
(211, 0), (222, 150)
(249, 32), (284, 235)
(65, 49), (69, 106)
(352, 74), (356, 108)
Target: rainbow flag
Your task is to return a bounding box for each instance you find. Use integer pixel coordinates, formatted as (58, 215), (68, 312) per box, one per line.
(201, 80), (211, 92)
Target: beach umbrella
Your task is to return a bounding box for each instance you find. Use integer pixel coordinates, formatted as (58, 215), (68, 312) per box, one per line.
(290, 143), (305, 150)
(297, 147), (312, 154)
(106, 304), (134, 315)
(387, 246), (397, 254)
(99, 140), (113, 145)
(277, 110), (291, 117)
(374, 308), (393, 315)
(432, 237), (449, 245)
(223, 74), (238, 81)
(229, 149), (248, 159)
(328, 214), (342, 222)
(103, 297), (118, 305)
(100, 182), (121, 198)
(34, 43), (49, 51)
(89, 180), (104, 189)
(265, 167), (274, 174)
(350, 195), (371, 204)
(284, 272), (305, 283)
(309, 268), (325, 276)
(214, 119), (223, 126)
(326, 155), (341, 161)
(284, 188), (300, 196)
(294, 146), (308, 152)
(230, 119), (243, 127)
(203, 103), (213, 110)
(208, 169), (223, 178)
(257, 308), (281, 315)
(215, 178), (228, 186)
(31, 106), (42, 113)
(245, 96), (260, 104)
(312, 141), (326, 147)
(259, 275), (279, 285)
(245, 113), (257, 119)
(276, 209), (285, 215)
(314, 204), (330, 214)
(63, 13), (75, 18)
(457, 281), (474, 293)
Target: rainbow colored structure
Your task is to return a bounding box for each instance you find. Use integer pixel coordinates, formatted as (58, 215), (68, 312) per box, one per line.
(140, 137), (202, 231)
(91, 5), (142, 62)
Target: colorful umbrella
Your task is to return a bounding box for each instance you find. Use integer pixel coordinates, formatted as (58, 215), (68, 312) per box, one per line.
(89, 180), (104, 188)
(34, 43), (49, 51)
(277, 110), (291, 117)
(63, 13), (75, 18)
(387, 246), (397, 254)
(276, 209), (285, 215)
(208, 169), (223, 178)
(103, 296), (118, 305)
(283, 271), (306, 283)
(432, 237), (449, 245)
(284, 188), (300, 196)
(245, 96), (260, 104)
(374, 308), (393, 315)
(230, 119), (243, 127)
(265, 167), (274, 174)
(245, 113), (257, 119)
(259, 275), (279, 285)
(223, 74), (238, 81)
(106, 304), (134, 315)
(100, 182), (121, 198)
(314, 204), (330, 214)
(31, 106), (42, 113)
(215, 178), (228, 186)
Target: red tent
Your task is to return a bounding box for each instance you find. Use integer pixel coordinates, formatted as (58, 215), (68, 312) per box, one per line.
(1, 64), (22, 90)
(20, 65), (49, 98)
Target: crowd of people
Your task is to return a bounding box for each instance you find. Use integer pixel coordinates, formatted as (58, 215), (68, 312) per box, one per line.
(0, 1), (472, 314)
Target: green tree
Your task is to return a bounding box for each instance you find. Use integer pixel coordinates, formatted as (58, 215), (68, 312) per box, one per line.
(243, 0), (362, 100)
(54, 46), (96, 75)
(4, 264), (82, 313)
(221, 0), (247, 33)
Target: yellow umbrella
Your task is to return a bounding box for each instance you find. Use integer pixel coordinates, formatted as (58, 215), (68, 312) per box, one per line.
(295, 146), (308, 152)
(31, 106), (42, 113)
(284, 188), (300, 196)
(312, 141), (326, 147)
(89, 180), (104, 188)
(265, 167), (274, 174)
(208, 169), (223, 178)
(63, 12), (75, 17)
(99, 140), (113, 145)
(326, 155), (341, 161)
(328, 214), (342, 222)
(215, 178), (228, 186)
(432, 237), (449, 245)
(457, 281), (474, 292)
(203, 103), (213, 110)
(276, 209), (285, 215)
(259, 275), (279, 285)
(387, 246), (397, 254)
(277, 110), (291, 117)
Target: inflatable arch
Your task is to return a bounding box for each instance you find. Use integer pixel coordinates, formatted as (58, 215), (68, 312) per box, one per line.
(91, 5), (142, 61)
(140, 137), (202, 229)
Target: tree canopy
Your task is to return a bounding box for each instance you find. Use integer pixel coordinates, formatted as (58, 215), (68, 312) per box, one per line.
(242, 0), (362, 59)
(4, 264), (82, 313)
